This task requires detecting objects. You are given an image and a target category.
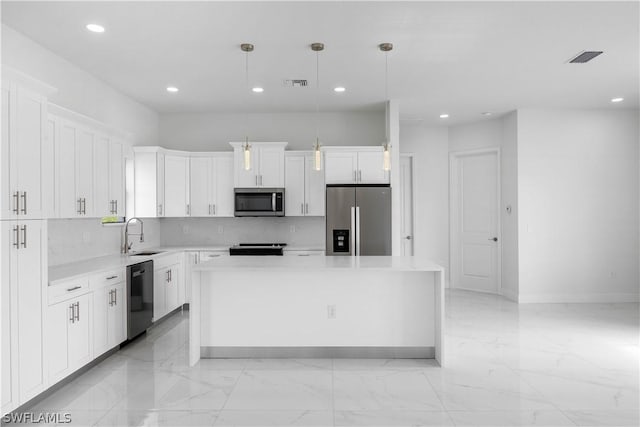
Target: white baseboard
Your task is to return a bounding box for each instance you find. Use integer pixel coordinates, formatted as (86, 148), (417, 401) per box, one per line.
(500, 287), (518, 302)
(517, 292), (640, 303)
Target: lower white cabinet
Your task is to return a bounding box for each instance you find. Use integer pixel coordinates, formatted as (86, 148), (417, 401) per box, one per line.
(92, 281), (126, 358)
(47, 292), (92, 385)
(153, 255), (183, 321)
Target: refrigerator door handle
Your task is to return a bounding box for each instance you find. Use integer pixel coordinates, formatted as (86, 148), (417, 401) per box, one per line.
(350, 206), (356, 256)
(355, 206), (361, 256)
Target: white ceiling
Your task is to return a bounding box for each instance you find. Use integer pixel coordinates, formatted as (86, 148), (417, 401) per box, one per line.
(2, 1), (638, 125)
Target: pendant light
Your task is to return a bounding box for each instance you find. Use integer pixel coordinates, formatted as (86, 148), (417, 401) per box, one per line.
(241, 43), (254, 170)
(311, 42), (324, 171)
(379, 42), (393, 172)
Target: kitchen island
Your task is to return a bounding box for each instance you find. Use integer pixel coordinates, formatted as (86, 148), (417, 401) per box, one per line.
(189, 256), (445, 366)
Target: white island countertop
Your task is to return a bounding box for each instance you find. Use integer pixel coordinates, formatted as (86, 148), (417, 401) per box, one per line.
(194, 255), (444, 272)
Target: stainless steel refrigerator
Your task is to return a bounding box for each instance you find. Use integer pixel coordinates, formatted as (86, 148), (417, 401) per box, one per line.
(325, 185), (391, 256)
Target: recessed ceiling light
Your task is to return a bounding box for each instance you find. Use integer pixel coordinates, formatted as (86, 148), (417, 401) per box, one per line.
(611, 97), (624, 103)
(86, 24), (105, 33)
(481, 112), (493, 116)
(439, 114), (449, 119)
(166, 86), (179, 93)
(252, 87), (264, 93)
(334, 87), (346, 93)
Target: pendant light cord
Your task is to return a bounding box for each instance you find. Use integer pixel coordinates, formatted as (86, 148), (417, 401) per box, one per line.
(384, 51), (389, 101)
(245, 50), (249, 143)
(315, 49), (320, 142)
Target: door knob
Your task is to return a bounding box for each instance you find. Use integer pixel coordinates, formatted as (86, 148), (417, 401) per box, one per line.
(489, 237), (498, 242)
(404, 236), (412, 240)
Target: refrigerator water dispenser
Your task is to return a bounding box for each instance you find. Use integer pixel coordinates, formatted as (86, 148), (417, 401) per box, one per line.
(333, 229), (350, 253)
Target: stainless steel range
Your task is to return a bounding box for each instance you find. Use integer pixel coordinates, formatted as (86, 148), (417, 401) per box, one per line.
(229, 243), (287, 256)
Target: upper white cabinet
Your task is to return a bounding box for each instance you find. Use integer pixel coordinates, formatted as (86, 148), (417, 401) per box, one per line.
(324, 148), (389, 184)
(1, 76), (56, 220)
(1, 220), (47, 412)
(189, 154), (234, 217)
(164, 155), (190, 217)
(133, 148), (165, 217)
(285, 152), (325, 216)
(230, 142), (287, 188)
(51, 108), (128, 219)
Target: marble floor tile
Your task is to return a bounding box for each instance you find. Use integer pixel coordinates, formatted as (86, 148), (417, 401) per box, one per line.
(223, 370), (333, 410)
(213, 410), (334, 426)
(333, 370), (443, 411)
(334, 410), (454, 426)
(447, 410), (576, 426)
(155, 371), (241, 410)
(562, 409), (640, 426)
(95, 409), (218, 426)
(332, 358), (439, 371)
(243, 358), (333, 371)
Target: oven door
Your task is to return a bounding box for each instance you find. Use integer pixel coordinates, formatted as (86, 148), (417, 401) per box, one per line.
(234, 188), (284, 216)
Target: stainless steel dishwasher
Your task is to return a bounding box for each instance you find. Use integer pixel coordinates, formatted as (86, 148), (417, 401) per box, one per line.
(127, 260), (154, 339)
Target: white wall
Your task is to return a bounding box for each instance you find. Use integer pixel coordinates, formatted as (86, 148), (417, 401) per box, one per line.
(400, 123), (449, 281)
(160, 217), (324, 248)
(501, 112), (519, 301)
(517, 109), (639, 302)
(1, 24), (159, 146)
(158, 111), (384, 151)
(48, 218), (161, 266)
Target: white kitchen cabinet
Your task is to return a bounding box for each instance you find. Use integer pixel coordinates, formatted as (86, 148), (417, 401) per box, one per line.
(1, 220), (47, 411)
(133, 148), (165, 217)
(93, 135), (111, 217)
(189, 154), (234, 217)
(231, 142), (287, 188)
(285, 152), (325, 217)
(1, 78), (55, 220)
(153, 253), (184, 321)
(47, 292), (92, 385)
(92, 269), (126, 358)
(164, 155), (190, 217)
(324, 148), (389, 184)
(108, 140), (125, 216)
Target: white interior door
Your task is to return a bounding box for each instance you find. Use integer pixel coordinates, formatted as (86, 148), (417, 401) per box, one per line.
(451, 150), (500, 293)
(400, 155), (414, 256)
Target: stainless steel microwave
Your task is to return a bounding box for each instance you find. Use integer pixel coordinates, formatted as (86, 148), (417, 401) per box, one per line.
(234, 188), (285, 217)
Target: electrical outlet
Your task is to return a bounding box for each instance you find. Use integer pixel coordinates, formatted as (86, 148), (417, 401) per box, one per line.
(609, 271), (617, 278)
(82, 232), (91, 243)
(327, 305), (336, 319)
(290, 225), (296, 233)
(218, 226), (224, 234)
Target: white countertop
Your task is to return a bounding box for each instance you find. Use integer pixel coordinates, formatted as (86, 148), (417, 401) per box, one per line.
(194, 255), (444, 272)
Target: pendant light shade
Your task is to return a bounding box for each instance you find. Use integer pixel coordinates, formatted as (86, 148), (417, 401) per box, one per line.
(379, 42), (393, 171)
(311, 42), (324, 171)
(241, 43), (254, 170)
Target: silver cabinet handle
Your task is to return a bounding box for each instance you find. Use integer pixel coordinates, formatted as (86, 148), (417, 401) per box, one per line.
(358, 170), (362, 182)
(169, 269), (172, 282)
(81, 198), (86, 215)
(187, 204), (190, 215)
(305, 203), (309, 214)
(106, 275), (118, 280)
(353, 170), (357, 182)
(69, 304), (75, 323)
(108, 289), (113, 306)
(77, 198), (83, 214)
(12, 225), (19, 248)
(166, 270), (170, 282)
(350, 206), (355, 255)
(301, 203), (304, 214)
(355, 206), (361, 256)
(260, 175), (263, 186)
(20, 225), (26, 248)
(76, 302), (80, 322)
(67, 286), (81, 292)
(255, 175), (258, 186)
(208, 204), (211, 215)
(213, 204), (216, 215)
(20, 192), (27, 215)
(114, 200), (118, 214)
(12, 191), (19, 214)
(109, 200), (113, 214)
(114, 288), (117, 305)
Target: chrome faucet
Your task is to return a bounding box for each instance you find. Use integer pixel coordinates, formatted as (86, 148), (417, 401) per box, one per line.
(123, 217), (144, 254)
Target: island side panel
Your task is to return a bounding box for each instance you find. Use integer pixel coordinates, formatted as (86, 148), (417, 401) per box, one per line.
(189, 269), (201, 366)
(434, 269), (445, 366)
(199, 270), (437, 352)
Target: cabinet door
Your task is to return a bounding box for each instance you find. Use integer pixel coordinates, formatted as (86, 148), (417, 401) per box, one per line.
(1, 222), (18, 414)
(164, 155), (189, 217)
(357, 151), (389, 184)
(0, 84), (15, 220)
(324, 151), (357, 184)
(153, 268), (167, 321)
(16, 220), (46, 402)
(285, 156), (305, 217)
(305, 155), (325, 216)
(189, 157), (212, 217)
(58, 121), (78, 218)
(47, 300), (70, 384)
(42, 116), (56, 218)
(107, 282), (126, 348)
(157, 152), (165, 217)
(213, 156), (234, 217)
(15, 88), (47, 220)
(234, 147), (258, 188)
(67, 293), (92, 373)
(93, 135), (111, 218)
(258, 147), (284, 187)
(92, 286), (109, 357)
(76, 129), (94, 217)
(109, 141), (124, 217)
(165, 265), (180, 313)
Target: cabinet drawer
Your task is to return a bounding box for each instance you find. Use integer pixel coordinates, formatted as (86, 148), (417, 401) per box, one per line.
(89, 268), (125, 290)
(199, 251), (228, 261)
(153, 252), (183, 269)
(48, 276), (90, 305)
(284, 250), (325, 256)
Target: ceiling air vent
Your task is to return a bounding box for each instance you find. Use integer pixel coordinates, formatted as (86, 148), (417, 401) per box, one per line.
(283, 79), (308, 87)
(568, 51), (603, 63)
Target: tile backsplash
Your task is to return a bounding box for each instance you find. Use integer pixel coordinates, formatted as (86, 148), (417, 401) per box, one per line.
(48, 216), (324, 266)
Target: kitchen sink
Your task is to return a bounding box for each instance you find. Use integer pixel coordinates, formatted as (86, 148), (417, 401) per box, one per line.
(130, 251), (164, 256)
